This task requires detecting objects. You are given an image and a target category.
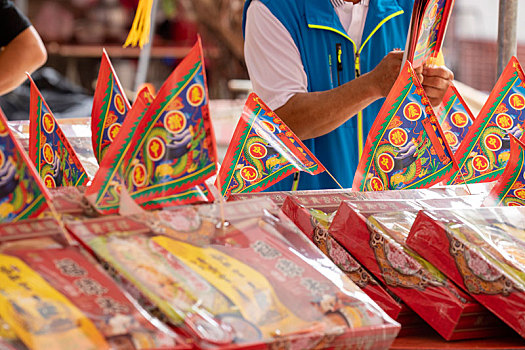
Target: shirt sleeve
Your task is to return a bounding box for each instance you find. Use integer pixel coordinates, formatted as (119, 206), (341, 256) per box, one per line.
(0, 0), (32, 47)
(244, 1), (308, 110)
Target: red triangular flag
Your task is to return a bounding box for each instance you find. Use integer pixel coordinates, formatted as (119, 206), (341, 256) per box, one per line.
(29, 76), (89, 188)
(216, 93), (325, 198)
(353, 61), (458, 191)
(91, 49), (131, 164)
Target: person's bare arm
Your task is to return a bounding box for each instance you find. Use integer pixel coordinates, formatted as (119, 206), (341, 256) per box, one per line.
(0, 26), (47, 95)
(275, 51), (403, 140)
(276, 51), (454, 141)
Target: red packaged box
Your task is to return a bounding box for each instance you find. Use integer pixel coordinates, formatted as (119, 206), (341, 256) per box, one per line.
(407, 207), (525, 338)
(330, 200), (505, 340)
(67, 199), (400, 349)
(8, 247), (188, 349)
(282, 196), (400, 318)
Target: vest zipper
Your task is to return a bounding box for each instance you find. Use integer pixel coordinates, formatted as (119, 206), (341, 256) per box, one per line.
(355, 51), (364, 158)
(336, 43), (343, 86)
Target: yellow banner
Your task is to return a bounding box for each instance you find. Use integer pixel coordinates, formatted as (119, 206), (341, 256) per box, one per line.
(152, 236), (314, 337)
(0, 254), (108, 350)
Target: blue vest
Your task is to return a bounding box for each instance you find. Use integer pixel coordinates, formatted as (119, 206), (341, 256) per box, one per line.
(242, 0), (413, 191)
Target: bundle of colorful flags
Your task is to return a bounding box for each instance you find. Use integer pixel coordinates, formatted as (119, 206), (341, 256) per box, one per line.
(448, 57), (525, 185)
(86, 38), (217, 214)
(353, 61), (458, 191)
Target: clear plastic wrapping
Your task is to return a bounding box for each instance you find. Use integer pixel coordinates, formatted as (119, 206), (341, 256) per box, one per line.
(408, 206), (525, 338)
(66, 198), (400, 349)
(329, 200), (506, 340)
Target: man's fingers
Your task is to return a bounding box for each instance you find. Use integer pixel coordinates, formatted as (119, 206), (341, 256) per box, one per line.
(422, 76), (451, 91)
(422, 66), (454, 80)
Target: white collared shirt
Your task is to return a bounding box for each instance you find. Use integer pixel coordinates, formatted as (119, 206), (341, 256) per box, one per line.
(244, 0), (369, 110)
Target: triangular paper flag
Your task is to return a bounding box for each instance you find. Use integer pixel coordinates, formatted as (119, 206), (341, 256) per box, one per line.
(119, 37), (217, 204)
(216, 93), (326, 198)
(91, 49), (132, 164)
(29, 76), (89, 188)
(448, 57), (525, 185)
(85, 87), (151, 214)
(353, 61), (458, 191)
(436, 84), (475, 153)
(85, 87), (214, 214)
(0, 107), (50, 222)
(483, 134), (525, 206)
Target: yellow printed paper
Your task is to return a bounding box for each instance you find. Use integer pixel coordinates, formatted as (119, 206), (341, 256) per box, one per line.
(152, 236), (313, 337)
(0, 254), (108, 350)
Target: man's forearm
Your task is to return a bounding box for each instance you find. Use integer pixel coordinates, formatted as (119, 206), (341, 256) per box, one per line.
(0, 26), (47, 95)
(275, 71), (382, 140)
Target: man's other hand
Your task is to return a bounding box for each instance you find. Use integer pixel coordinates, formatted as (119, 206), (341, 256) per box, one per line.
(369, 50), (404, 98)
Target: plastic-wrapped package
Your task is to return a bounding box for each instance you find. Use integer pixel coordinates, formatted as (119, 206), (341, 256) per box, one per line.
(0, 218), (69, 252)
(282, 196), (399, 318)
(67, 199), (400, 349)
(407, 207), (525, 338)
(330, 200), (506, 340)
(280, 195), (427, 336)
(9, 247), (187, 350)
(0, 253), (109, 350)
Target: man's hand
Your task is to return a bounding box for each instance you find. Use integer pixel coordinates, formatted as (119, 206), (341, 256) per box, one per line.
(420, 65), (454, 106)
(368, 50), (404, 98)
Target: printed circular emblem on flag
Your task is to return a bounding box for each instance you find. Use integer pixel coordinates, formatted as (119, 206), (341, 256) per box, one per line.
(484, 134), (502, 151)
(164, 111), (187, 134)
(108, 123), (121, 141)
(472, 155), (489, 172)
(147, 137), (166, 161)
(403, 102), (422, 121)
(0, 121), (8, 136)
(255, 121), (277, 138)
(370, 177), (384, 191)
(445, 131), (458, 147)
(44, 174), (56, 188)
(509, 93), (525, 111)
(42, 143), (54, 164)
(496, 113), (514, 130)
(114, 94), (126, 114)
(450, 112), (469, 128)
(377, 153), (395, 173)
(132, 163), (147, 187)
(187, 84), (205, 107)
(42, 113), (55, 134)
(507, 201), (524, 207)
(240, 166), (258, 182)
(514, 188), (525, 200)
(262, 120), (276, 132)
(249, 143), (267, 159)
(388, 128), (408, 147)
